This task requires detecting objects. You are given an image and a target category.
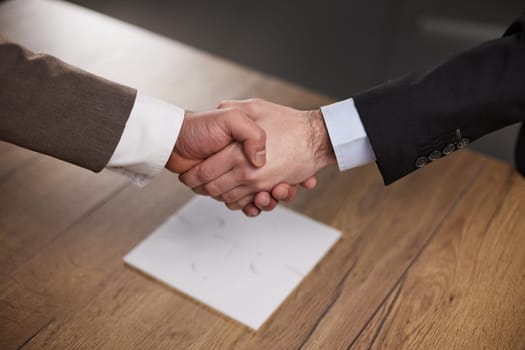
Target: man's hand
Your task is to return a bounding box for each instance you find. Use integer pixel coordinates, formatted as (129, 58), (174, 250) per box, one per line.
(179, 99), (336, 216)
(166, 108), (267, 174)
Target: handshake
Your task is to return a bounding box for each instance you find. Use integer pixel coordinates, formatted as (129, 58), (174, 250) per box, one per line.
(168, 98), (337, 217)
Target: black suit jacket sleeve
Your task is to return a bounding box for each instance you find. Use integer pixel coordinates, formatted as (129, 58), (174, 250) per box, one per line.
(353, 13), (525, 185)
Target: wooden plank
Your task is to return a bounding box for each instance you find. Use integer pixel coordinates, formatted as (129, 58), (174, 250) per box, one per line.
(348, 162), (525, 349)
(0, 3), (336, 349)
(0, 142), (39, 183)
(350, 279), (404, 350)
(0, 0), (328, 288)
(233, 151), (486, 350)
(2, 1), (524, 349)
(0, 151), (129, 281)
(5, 150), (485, 349)
(0, 20), (332, 348)
(0, 170), (192, 349)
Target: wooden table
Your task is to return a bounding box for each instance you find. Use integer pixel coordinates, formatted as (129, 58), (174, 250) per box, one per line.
(1, 0), (524, 349)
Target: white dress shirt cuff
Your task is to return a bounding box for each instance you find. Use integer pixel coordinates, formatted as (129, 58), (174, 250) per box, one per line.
(107, 93), (185, 186)
(321, 98), (376, 171)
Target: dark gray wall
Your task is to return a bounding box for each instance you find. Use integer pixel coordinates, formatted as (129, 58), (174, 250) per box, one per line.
(68, 0), (524, 165)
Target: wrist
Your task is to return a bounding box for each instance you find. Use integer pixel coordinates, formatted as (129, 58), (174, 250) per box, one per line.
(306, 109), (337, 170)
(166, 112), (193, 173)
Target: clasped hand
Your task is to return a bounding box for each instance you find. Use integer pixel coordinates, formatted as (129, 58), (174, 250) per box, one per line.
(167, 99), (336, 217)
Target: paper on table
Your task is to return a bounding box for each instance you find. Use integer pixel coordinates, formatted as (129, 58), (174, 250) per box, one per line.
(124, 196), (341, 330)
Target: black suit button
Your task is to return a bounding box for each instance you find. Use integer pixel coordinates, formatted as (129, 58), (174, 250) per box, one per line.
(428, 150), (442, 161)
(442, 143), (456, 155)
(457, 138), (470, 149)
(415, 156), (428, 168)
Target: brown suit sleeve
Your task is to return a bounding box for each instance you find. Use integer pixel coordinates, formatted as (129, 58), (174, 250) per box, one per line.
(0, 35), (137, 172)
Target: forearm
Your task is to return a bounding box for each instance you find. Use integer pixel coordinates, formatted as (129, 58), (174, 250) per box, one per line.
(354, 13), (525, 184)
(0, 36), (136, 172)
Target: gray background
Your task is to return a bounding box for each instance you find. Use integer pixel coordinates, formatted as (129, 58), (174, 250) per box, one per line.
(68, 0), (524, 165)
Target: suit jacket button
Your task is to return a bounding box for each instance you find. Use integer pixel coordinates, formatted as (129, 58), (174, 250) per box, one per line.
(457, 138), (470, 149)
(428, 150), (442, 161)
(442, 143), (456, 155)
(415, 156), (428, 168)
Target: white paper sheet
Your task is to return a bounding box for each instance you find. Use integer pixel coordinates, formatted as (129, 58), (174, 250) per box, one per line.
(124, 196), (341, 330)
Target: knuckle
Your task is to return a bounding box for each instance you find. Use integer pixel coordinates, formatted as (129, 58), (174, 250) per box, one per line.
(239, 196), (255, 208)
(203, 182), (221, 197)
(178, 174), (189, 186)
(221, 192), (234, 203)
(196, 165), (213, 183)
(192, 185), (205, 195)
(222, 191), (239, 203)
(225, 202), (240, 211)
(230, 108), (247, 121)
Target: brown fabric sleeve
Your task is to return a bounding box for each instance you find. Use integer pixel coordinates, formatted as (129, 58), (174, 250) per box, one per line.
(0, 35), (137, 172)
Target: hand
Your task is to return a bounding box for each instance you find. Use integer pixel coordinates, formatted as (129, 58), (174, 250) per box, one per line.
(179, 98), (336, 216)
(240, 176), (318, 217)
(166, 108), (267, 174)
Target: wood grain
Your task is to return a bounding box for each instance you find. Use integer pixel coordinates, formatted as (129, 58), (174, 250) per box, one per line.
(1, 151), (484, 349)
(349, 161), (525, 350)
(350, 278), (404, 350)
(0, 153), (128, 281)
(0, 142), (39, 183)
(1, 1), (524, 349)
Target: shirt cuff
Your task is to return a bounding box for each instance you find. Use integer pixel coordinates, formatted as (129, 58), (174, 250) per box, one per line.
(321, 98), (376, 171)
(106, 93), (185, 186)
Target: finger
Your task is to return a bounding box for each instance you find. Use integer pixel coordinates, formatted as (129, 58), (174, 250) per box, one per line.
(271, 183), (298, 201)
(253, 191), (271, 209)
(300, 176), (317, 189)
(192, 167), (256, 198)
(218, 109), (266, 168)
(179, 143), (241, 189)
(254, 192), (279, 211)
(224, 195), (256, 211)
(242, 203), (261, 217)
(217, 185), (257, 204)
(192, 171), (246, 198)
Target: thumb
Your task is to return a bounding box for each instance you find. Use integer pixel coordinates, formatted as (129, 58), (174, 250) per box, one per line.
(219, 109), (267, 167)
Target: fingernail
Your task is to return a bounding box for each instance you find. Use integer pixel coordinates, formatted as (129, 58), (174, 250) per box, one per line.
(262, 196), (270, 207)
(255, 150), (266, 167)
